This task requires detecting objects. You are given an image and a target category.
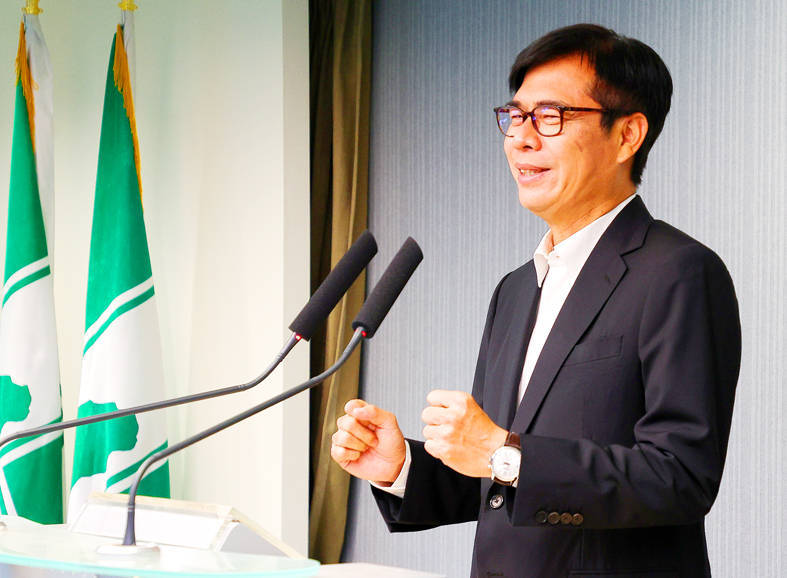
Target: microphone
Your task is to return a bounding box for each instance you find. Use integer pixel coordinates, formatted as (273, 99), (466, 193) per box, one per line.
(0, 231), (378, 458)
(352, 237), (423, 338)
(289, 229), (377, 340)
(118, 237), (423, 548)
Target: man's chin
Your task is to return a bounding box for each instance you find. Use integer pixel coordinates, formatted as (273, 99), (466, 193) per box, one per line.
(517, 188), (556, 217)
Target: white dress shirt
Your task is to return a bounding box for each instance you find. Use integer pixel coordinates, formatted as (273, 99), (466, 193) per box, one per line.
(374, 194), (637, 498)
(518, 194), (635, 401)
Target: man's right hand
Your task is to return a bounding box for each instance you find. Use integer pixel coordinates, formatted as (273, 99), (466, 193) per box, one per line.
(331, 399), (406, 485)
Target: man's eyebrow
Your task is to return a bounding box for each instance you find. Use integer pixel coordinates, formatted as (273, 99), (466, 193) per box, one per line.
(507, 98), (569, 109)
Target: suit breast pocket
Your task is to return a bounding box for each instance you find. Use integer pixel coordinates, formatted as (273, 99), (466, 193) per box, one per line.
(563, 335), (623, 367)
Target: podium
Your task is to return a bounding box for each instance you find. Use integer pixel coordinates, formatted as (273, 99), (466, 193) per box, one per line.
(69, 493), (303, 557)
(0, 495), (445, 577)
(0, 494), (319, 577)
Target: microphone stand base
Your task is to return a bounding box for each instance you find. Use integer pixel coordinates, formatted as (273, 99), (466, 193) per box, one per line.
(95, 542), (160, 557)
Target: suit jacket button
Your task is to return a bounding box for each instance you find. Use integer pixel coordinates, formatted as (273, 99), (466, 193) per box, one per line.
(489, 494), (504, 509)
(535, 510), (547, 524)
(560, 512), (572, 525)
(547, 511), (560, 525)
(571, 513), (584, 526)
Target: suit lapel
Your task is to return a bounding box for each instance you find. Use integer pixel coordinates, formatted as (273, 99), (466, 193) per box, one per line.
(497, 282), (541, 429)
(510, 197), (653, 434)
(485, 266), (540, 429)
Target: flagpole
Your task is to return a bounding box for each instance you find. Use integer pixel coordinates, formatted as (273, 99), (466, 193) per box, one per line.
(23, 0), (42, 14)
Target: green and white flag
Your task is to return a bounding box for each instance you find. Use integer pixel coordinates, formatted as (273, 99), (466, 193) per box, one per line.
(0, 15), (63, 524)
(68, 13), (169, 522)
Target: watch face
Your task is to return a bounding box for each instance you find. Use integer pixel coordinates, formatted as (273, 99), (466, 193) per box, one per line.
(491, 446), (520, 482)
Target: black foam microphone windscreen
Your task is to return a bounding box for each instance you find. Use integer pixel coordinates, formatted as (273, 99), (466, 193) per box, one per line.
(351, 237), (423, 338)
(288, 230), (377, 340)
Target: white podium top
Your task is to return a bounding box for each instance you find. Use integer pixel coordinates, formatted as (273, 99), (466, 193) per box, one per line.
(0, 516), (317, 577)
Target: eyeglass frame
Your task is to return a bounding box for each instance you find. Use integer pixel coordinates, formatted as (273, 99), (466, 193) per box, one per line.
(493, 103), (631, 137)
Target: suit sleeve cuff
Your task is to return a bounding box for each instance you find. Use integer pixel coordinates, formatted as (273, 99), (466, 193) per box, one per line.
(369, 440), (411, 498)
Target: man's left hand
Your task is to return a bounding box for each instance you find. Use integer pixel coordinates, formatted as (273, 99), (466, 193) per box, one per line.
(421, 390), (508, 478)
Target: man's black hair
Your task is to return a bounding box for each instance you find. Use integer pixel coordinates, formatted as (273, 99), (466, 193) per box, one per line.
(509, 24), (672, 185)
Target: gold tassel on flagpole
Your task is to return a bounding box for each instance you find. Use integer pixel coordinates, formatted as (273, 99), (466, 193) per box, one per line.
(118, 1), (138, 10)
(15, 20), (36, 152)
(113, 26), (142, 198)
(22, 0), (42, 15)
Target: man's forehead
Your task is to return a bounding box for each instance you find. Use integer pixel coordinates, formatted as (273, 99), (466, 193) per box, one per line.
(506, 97), (570, 109)
(516, 52), (594, 81)
(512, 55), (597, 106)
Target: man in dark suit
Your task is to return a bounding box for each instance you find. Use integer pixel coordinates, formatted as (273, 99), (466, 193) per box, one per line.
(330, 24), (740, 577)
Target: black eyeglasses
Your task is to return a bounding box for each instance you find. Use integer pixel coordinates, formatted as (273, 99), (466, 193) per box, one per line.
(494, 104), (621, 137)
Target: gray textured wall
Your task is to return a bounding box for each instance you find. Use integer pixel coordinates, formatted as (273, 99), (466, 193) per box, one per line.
(343, 2), (786, 576)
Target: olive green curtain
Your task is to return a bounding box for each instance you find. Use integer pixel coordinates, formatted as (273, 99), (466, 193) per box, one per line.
(308, 0), (372, 564)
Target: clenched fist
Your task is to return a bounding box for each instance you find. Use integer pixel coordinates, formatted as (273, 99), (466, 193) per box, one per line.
(421, 390), (507, 478)
(331, 399), (407, 485)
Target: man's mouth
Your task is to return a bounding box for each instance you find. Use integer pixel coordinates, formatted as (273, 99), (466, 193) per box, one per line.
(515, 165), (549, 182)
(518, 168), (544, 176)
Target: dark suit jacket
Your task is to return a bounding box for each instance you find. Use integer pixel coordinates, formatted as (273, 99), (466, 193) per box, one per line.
(372, 197), (741, 577)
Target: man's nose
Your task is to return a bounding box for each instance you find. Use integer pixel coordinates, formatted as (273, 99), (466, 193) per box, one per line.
(509, 117), (541, 150)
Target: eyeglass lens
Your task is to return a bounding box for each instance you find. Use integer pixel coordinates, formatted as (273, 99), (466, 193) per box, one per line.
(496, 106), (563, 137)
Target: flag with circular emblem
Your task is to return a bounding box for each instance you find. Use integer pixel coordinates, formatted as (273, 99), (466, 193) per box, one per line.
(68, 12), (170, 522)
(0, 14), (63, 525)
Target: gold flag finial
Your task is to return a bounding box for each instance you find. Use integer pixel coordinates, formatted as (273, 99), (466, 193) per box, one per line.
(118, 0), (138, 10)
(22, 0), (42, 15)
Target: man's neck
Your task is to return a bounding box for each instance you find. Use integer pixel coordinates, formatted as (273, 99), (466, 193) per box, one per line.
(547, 192), (636, 246)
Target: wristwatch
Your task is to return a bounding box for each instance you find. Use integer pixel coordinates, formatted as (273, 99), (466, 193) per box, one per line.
(489, 431), (521, 486)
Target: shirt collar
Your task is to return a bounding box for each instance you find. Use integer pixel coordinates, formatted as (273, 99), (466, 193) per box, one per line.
(533, 194), (637, 287)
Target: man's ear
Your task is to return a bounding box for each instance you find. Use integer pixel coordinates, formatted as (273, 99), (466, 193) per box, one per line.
(616, 112), (648, 165)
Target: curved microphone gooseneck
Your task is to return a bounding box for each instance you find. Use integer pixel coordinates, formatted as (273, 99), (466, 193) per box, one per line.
(0, 231), (378, 461)
(120, 237), (423, 547)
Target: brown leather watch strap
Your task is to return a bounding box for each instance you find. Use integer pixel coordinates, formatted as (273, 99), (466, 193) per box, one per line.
(505, 431), (521, 449)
